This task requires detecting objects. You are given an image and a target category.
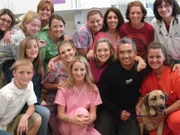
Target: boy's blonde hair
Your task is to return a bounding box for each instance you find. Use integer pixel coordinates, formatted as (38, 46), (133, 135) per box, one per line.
(11, 59), (33, 71)
(67, 56), (95, 90)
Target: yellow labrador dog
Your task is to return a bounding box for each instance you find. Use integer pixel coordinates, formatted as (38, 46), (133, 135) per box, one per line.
(138, 90), (168, 135)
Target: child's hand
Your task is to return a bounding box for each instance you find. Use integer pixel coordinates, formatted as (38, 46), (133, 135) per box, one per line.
(47, 60), (55, 72)
(17, 114), (28, 135)
(41, 100), (47, 106)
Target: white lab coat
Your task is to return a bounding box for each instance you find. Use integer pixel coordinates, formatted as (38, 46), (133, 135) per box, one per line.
(151, 15), (180, 60)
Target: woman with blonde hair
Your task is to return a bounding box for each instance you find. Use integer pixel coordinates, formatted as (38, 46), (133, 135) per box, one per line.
(42, 40), (76, 135)
(2, 10), (41, 83)
(55, 55), (102, 135)
(89, 38), (116, 86)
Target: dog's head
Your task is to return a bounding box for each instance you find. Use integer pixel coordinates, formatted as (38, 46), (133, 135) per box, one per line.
(144, 90), (168, 116)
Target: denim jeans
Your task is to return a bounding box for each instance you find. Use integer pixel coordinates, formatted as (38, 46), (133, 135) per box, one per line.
(35, 105), (50, 135)
(0, 130), (11, 135)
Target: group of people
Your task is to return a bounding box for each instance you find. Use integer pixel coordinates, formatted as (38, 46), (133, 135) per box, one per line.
(0, 0), (180, 135)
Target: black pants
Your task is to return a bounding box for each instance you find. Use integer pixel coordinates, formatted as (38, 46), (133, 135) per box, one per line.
(95, 109), (140, 135)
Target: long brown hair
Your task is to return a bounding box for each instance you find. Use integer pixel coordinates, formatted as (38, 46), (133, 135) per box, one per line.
(19, 36), (44, 75)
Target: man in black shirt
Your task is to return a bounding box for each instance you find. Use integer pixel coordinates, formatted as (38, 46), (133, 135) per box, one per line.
(95, 37), (143, 135)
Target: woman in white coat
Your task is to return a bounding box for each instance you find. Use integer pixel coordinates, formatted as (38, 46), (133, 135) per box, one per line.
(152, 0), (180, 73)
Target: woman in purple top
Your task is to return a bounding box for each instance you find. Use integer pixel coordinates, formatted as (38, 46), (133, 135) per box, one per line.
(89, 38), (116, 86)
(71, 8), (103, 56)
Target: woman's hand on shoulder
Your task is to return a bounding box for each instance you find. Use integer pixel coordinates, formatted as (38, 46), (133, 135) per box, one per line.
(86, 49), (94, 59)
(173, 64), (180, 76)
(57, 80), (68, 89)
(64, 35), (70, 40)
(137, 60), (146, 72)
(37, 39), (46, 48)
(4, 30), (13, 44)
(47, 60), (56, 72)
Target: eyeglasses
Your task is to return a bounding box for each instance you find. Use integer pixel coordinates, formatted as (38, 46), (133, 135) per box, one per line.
(157, 4), (172, 9)
(0, 18), (12, 25)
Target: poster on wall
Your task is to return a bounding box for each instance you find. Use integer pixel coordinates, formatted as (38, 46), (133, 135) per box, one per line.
(52, 0), (65, 4)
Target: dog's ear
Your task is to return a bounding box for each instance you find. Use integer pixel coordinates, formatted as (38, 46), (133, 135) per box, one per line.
(144, 94), (149, 109)
(163, 91), (168, 101)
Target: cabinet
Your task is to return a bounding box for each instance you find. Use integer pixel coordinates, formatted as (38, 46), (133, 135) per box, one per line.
(54, 0), (76, 11)
(9, 0), (40, 15)
(0, 0), (111, 14)
(0, 0), (40, 15)
(54, 0), (111, 11)
(76, 0), (111, 9)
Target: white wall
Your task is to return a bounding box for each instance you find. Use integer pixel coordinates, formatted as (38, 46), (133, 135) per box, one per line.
(55, 8), (107, 37)
(57, 0), (151, 37)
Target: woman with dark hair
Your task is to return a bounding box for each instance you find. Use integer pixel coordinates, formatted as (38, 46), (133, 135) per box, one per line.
(0, 9), (18, 88)
(38, 14), (69, 71)
(0, 9), (18, 40)
(119, 1), (154, 59)
(136, 42), (180, 135)
(0, 9), (18, 65)
(152, 0), (180, 73)
(87, 7), (124, 58)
